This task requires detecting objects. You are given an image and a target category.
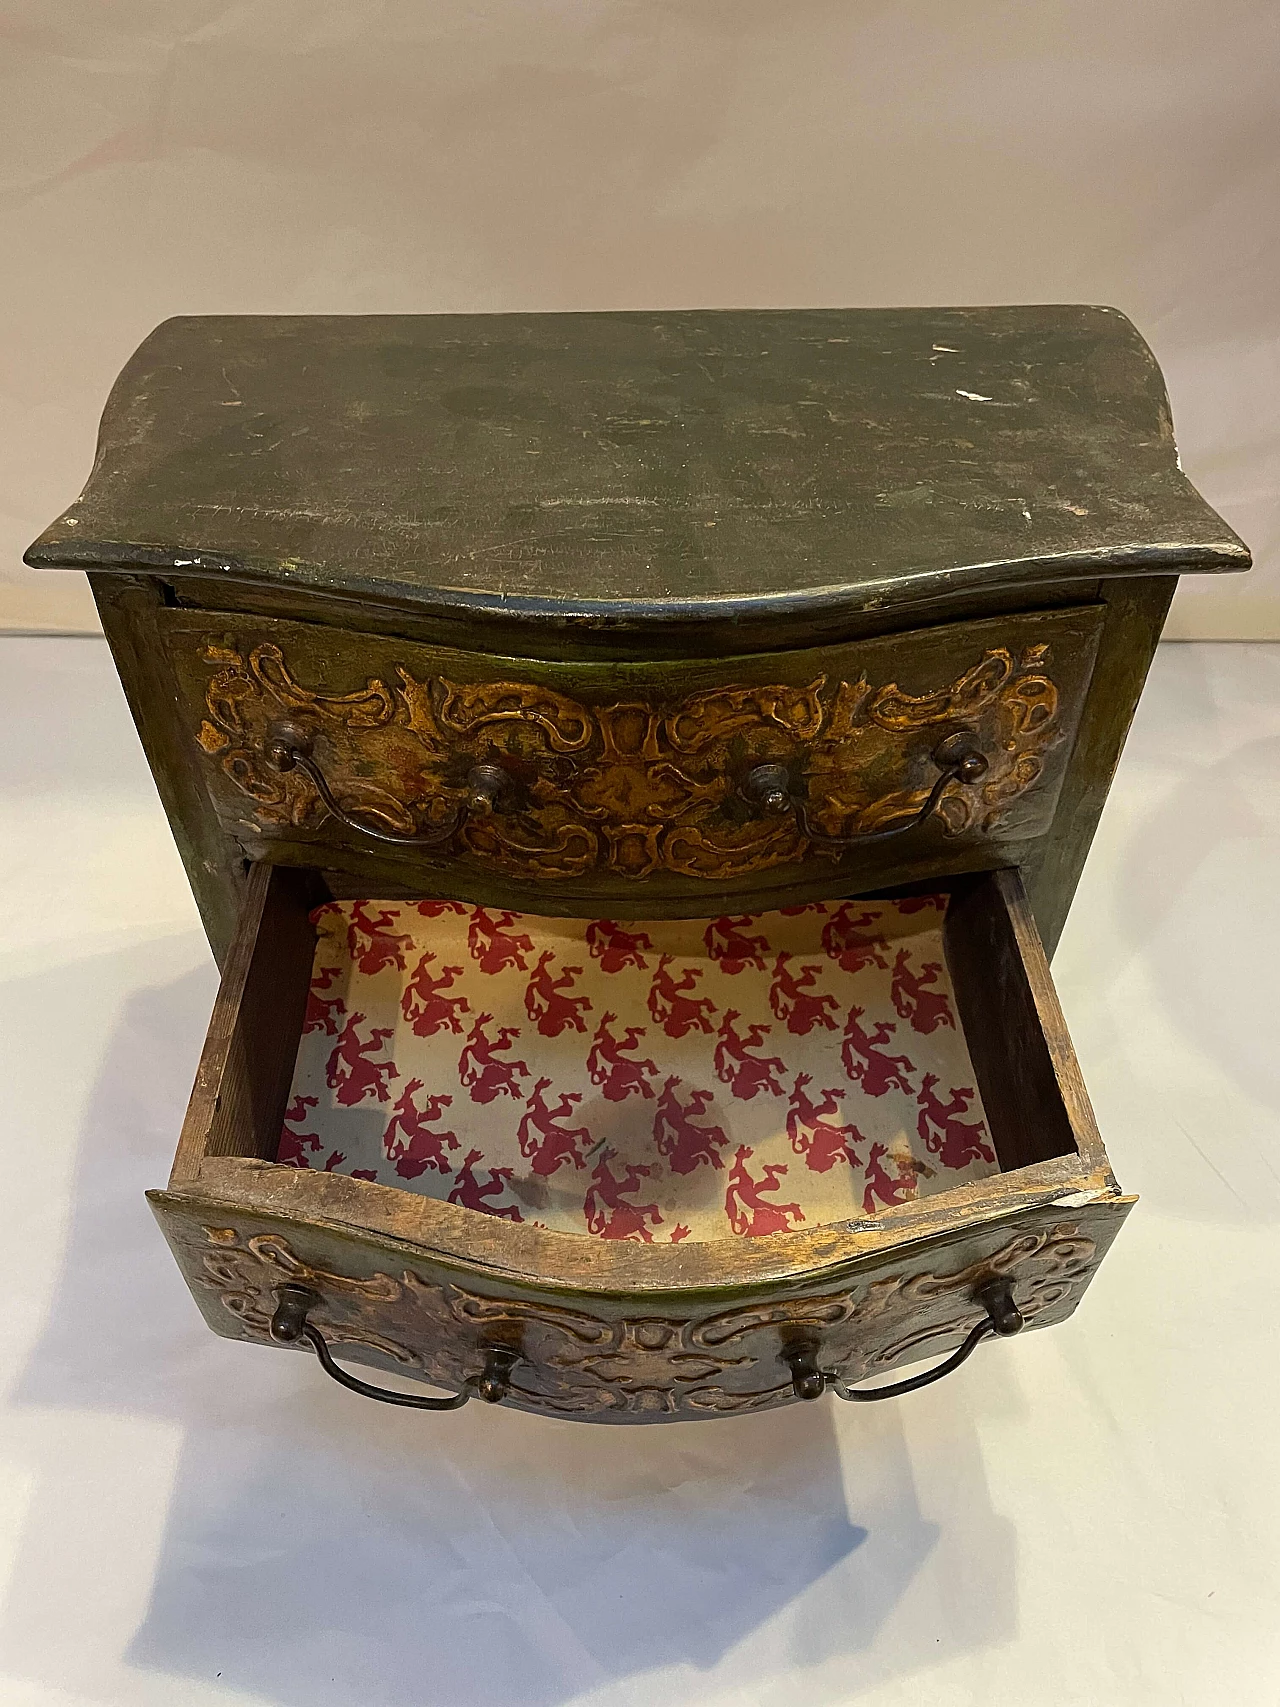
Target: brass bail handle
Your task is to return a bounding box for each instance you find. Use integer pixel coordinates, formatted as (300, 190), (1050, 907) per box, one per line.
(784, 1276), (1024, 1404)
(742, 728), (989, 848)
(270, 1284), (518, 1410)
(263, 717), (517, 847)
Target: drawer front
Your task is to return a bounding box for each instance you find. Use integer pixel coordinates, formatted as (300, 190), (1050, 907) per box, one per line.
(162, 604), (1103, 907)
(150, 1192), (1129, 1423)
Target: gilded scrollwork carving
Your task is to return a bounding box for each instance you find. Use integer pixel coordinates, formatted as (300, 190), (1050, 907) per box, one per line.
(191, 634), (1064, 880)
(174, 1221), (1097, 1421)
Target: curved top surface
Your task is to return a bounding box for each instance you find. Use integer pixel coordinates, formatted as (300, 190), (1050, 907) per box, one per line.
(27, 306), (1247, 632)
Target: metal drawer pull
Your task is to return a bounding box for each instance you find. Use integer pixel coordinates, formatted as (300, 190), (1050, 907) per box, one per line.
(784, 1278), (1023, 1403)
(743, 729), (989, 848)
(264, 718), (516, 847)
(270, 1284), (517, 1409)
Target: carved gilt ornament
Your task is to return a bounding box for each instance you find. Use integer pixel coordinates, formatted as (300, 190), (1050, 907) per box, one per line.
(179, 1221), (1097, 1420)
(193, 637), (1062, 880)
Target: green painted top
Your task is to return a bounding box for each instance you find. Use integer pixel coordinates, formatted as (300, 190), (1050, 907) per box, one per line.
(27, 306), (1248, 638)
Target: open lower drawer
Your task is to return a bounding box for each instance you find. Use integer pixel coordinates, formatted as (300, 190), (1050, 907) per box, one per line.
(150, 865), (1132, 1423)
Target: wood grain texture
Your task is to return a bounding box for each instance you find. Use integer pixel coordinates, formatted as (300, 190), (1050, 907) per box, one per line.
(28, 308), (1247, 651)
(186, 1148), (1115, 1292)
(170, 862), (324, 1183)
(944, 869), (1101, 1174)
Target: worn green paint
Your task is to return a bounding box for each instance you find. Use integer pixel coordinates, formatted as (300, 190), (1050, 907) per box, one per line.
(28, 307), (1245, 657)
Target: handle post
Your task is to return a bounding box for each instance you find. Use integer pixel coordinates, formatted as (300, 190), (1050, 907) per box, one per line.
(269, 1286), (517, 1412)
(262, 718), (516, 849)
(784, 1275), (1024, 1404)
(742, 729), (989, 850)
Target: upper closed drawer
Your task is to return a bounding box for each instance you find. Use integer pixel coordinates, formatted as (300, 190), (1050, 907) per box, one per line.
(162, 604), (1103, 910)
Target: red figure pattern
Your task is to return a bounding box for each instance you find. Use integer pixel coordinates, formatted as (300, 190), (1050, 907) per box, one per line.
(647, 955), (717, 1038)
(916, 1074), (995, 1168)
(467, 907), (535, 975)
(458, 1013), (529, 1104)
(448, 1149), (524, 1220)
(822, 905), (891, 974)
(704, 915), (770, 974)
(382, 1080), (459, 1179)
(278, 1094), (323, 1167)
(583, 1152), (663, 1242)
(586, 1013), (658, 1101)
(786, 1074), (865, 1173)
(517, 1077), (594, 1177)
(585, 919), (654, 974)
(401, 952), (471, 1037)
(524, 950), (592, 1036)
(345, 901), (413, 975)
(862, 1141), (919, 1214)
(724, 1146), (804, 1236)
(840, 1007), (915, 1097)
(890, 949), (956, 1035)
(290, 894), (988, 1238)
(713, 1010), (787, 1100)
(653, 1077), (730, 1173)
(768, 953), (839, 1035)
(326, 1012), (397, 1106)
(303, 963), (346, 1036)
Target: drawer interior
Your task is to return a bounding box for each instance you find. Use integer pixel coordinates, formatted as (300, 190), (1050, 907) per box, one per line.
(168, 863), (1105, 1256)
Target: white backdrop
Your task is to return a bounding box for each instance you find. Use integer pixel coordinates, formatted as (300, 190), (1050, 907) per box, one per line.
(3, 0), (1276, 636)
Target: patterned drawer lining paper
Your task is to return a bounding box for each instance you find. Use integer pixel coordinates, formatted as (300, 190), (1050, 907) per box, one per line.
(282, 899), (999, 1244)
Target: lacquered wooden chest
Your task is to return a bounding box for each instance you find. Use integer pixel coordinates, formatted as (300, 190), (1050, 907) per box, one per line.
(27, 306), (1249, 1421)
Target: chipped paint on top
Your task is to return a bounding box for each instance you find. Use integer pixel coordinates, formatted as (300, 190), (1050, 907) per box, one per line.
(876, 484), (935, 509)
(537, 497), (661, 509)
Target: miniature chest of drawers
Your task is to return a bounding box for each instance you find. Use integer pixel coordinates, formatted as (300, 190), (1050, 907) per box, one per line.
(28, 306), (1248, 1422)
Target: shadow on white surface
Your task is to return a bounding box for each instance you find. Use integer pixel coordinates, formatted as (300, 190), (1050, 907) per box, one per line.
(1111, 649), (1280, 1108)
(1048, 646), (1280, 1236)
(1, 952), (1019, 1705)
